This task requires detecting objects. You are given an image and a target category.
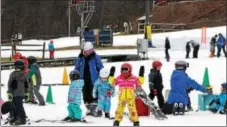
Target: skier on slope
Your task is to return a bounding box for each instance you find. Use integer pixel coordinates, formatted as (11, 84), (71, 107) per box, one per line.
(27, 56), (45, 105)
(208, 83), (227, 114)
(162, 60), (212, 115)
(92, 67), (115, 119)
(148, 60), (165, 109)
(75, 41), (104, 116)
(7, 60), (29, 125)
(62, 70), (85, 122)
(108, 63), (145, 126)
(165, 37), (171, 62)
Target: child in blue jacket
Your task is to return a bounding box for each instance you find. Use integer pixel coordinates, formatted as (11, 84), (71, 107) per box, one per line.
(48, 40), (55, 59)
(92, 68), (115, 119)
(62, 70), (84, 122)
(208, 83), (227, 114)
(163, 60), (212, 115)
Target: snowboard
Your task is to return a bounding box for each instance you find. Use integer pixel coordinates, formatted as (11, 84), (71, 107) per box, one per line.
(135, 87), (168, 120)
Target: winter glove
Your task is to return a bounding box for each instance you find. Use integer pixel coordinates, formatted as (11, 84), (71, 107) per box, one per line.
(109, 66), (116, 77)
(204, 88), (213, 95)
(138, 66), (145, 84)
(106, 90), (112, 97)
(7, 92), (13, 101)
(139, 66), (145, 77)
(108, 66), (115, 85)
(25, 93), (30, 102)
(186, 87), (194, 93)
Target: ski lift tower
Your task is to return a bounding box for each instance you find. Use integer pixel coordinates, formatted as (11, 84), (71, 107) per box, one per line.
(71, 0), (95, 48)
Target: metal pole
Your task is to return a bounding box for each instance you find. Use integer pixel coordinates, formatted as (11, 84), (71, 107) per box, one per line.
(171, 0), (173, 21)
(145, 0), (150, 25)
(68, 1), (71, 36)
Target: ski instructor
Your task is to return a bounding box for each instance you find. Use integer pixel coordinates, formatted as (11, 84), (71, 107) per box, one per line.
(75, 41), (103, 117)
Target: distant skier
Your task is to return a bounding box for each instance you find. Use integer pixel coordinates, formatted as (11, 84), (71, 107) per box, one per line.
(210, 34), (218, 57)
(62, 70), (84, 122)
(185, 41), (191, 58)
(208, 83), (227, 114)
(148, 60), (164, 109)
(48, 40), (55, 59)
(27, 56), (45, 105)
(7, 60), (29, 125)
(162, 60), (212, 115)
(190, 40), (200, 58)
(92, 68), (115, 119)
(75, 41), (103, 116)
(109, 63), (144, 126)
(217, 33), (227, 58)
(165, 37), (171, 61)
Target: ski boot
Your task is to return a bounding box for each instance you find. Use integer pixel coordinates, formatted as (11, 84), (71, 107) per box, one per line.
(133, 121), (140, 126)
(185, 105), (193, 112)
(113, 120), (120, 126)
(172, 102), (179, 115)
(69, 118), (81, 122)
(39, 102), (46, 106)
(14, 118), (26, 125)
(9, 117), (17, 125)
(105, 113), (114, 119)
(97, 110), (103, 117)
(178, 103), (185, 115)
(62, 116), (72, 121)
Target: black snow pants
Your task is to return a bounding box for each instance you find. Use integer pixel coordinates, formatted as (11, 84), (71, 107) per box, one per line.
(193, 45), (200, 58)
(10, 96), (26, 120)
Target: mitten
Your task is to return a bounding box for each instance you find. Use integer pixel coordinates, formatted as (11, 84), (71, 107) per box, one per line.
(139, 66), (145, 77)
(138, 66), (145, 84)
(205, 88), (213, 95)
(7, 92), (13, 101)
(25, 93), (30, 102)
(106, 90), (112, 97)
(109, 66), (116, 76)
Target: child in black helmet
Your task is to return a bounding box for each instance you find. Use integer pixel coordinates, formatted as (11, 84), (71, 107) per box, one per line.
(208, 83), (227, 114)
(27, 56), (45, 105)
(7, 59), (29, 125)
(162, 60), (212, 115)
(62, 70), (85, 122)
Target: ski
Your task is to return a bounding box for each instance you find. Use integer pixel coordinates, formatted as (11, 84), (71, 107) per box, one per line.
(2, 118), (31, 126)
(34, 118), (91, 124)
(135, 88), (168, 120)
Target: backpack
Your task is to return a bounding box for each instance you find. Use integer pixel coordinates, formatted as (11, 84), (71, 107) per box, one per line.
(135, 98), (150, 116)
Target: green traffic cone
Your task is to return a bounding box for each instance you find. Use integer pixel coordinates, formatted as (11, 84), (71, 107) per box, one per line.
(202, 67), (210, 88)
(46, 85), (54, 104)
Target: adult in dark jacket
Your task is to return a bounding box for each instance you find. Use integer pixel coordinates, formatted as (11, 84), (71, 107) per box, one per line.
(27, 56), (45, 106)
(217, 33), (227, 57)
(185, 41), (191, 58)
(75, 41), (103, 116)
(148, 61), (164, 109)
(7, 60), (29, 125)
(190, 40), (200, 58)
(210, 34), (217, 57)
(162, 60), (212, 115)
(165, 37), (171, 62)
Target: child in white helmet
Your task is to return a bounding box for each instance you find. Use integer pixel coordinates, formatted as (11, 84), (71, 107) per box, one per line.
(92, 68), (115, 119)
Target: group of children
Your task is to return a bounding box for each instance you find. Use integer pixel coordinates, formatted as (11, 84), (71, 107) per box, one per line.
(62, 59), (227, 126)
(1, 54), (226, 126)
(0, 53), (45, 125)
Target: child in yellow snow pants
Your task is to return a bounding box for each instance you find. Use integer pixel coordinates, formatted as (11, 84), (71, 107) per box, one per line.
(109, 63), (145, 126)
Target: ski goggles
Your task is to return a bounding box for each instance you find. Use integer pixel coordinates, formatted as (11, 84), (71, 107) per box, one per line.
(121, 67), (129, 72)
